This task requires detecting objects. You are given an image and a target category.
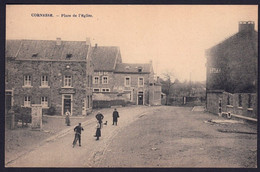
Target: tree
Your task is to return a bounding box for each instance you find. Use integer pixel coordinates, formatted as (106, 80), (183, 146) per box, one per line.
(161, 71), (175, 105)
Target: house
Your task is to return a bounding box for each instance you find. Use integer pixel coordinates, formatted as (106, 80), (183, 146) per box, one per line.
(5, 38), (93, 116)
(205, 21), (257, 118)
(91, 45), (161, 106)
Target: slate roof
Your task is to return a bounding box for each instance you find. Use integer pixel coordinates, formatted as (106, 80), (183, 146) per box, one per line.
(91, 46), (120, 71)
(6, 39), (90, 61)
(115, 63), (152, 73)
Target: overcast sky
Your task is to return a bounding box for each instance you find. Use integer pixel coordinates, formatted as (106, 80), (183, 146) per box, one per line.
(6, 5), (258, 82)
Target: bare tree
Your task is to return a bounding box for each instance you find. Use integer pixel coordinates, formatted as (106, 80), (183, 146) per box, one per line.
(161, 71), (175, 105)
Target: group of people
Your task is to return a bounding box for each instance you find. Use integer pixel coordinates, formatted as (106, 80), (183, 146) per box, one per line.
(70, 108), (120, 147)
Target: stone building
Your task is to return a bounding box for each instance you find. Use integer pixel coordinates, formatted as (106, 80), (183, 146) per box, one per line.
(91, 45), (161, 106)
(5, 38), (93, 116)
(206, 21), (258, 118)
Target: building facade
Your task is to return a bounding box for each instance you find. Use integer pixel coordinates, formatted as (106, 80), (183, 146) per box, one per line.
(206, 21), (258, 118)
(5, 38), (93, 116)
(91, 45), (161, 106)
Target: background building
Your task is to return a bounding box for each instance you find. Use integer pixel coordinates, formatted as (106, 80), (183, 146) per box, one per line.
(206, 21), (257, 118)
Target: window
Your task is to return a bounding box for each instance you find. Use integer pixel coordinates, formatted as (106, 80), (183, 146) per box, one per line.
(24, 96), (31, 107)
(93, 76), (99, 84)
(66, 54), (72, 59)
(93, 88), (100, 92)
(248, 94), (252, 108)
(138, 67), (142, 72)
(64, 75), (72, 87)
(101, 88), (110, 92)
(41, 75), (48, 86)
(138, 77), (144, 87)
(41, 97), (48, 107)
(125, 77), (131, 87)
(227, 94), (230, 105)
(24, 75), (32, 86)
(102, 76), (108, 84)
(238, 94), (242, 107)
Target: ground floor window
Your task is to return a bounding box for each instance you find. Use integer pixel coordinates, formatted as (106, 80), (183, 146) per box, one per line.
(24, 96), (31, 107)
(101, 88), (110, 92)
(41, 97), (48, 107)
(93, 88), (100, 92)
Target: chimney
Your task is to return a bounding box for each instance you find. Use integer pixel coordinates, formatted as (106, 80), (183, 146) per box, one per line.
(56, 37), (61, 45)
(95, 43), (98, 48)
(239, 21), (255, 32)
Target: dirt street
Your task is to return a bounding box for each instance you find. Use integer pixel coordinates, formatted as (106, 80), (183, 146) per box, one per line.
(6, 106), (257, 168)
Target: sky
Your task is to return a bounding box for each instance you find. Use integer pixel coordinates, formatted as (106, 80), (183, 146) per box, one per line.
(6, 5), (258, 82)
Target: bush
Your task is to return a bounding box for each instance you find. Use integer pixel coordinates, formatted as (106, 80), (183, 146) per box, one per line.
(47, 106), (56, 116)
(12, 105), (32, 127)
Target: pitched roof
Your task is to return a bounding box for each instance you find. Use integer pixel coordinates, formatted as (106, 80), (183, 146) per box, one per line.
(91, 46), (120, 71)
(6, 39), (90, 61)
(115, 63), (152, 73)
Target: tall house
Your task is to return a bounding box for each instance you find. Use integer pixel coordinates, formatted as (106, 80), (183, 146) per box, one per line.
(5, 38), (94, 116)
(206, 21), (257, 118)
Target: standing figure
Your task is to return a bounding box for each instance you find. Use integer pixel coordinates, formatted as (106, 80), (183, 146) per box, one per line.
(95, 111), (104, 124)
(65, 109), (71, 126)
(95, 120), (101, 141)
(72, 123), (84, 147)
(112, 108), (120, 126)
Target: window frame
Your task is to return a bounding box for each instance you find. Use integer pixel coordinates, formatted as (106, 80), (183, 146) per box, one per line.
(138, 77), (144, 87)
(93, 76), (99, 84)
(64, 75), (72, 87)
(102, 76), (108, 84)
(41, 96), (48, 107)
(23, 75), (32, 87)
(24, 96), (31, 107)
(125, 76), (131, 87)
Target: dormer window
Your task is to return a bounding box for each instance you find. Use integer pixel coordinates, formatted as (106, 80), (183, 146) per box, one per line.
(138, 67), (142, 72)
(32, 53), (38, 57)
(66, 54), (72, 59)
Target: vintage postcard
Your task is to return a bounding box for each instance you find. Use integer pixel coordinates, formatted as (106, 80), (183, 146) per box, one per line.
(5, 5), (257, 168)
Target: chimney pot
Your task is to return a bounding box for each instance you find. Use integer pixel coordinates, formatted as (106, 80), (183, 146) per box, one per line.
(239, 21), (255, 32)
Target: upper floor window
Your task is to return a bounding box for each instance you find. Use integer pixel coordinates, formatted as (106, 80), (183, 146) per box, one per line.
(102, 76), (108, 84)
(41, 97), (48, 107)
(41, 75), (48, 87)
(24, 75), (32, 86)
(93, 76), (99, 84)
(138, 77), (144, 87)
(64, 75), (72, 87)
(138, 67), (142, 72)
(24, 96), (31, 107)
(125, 77), (131, 87)
(238, 94), (242, 107)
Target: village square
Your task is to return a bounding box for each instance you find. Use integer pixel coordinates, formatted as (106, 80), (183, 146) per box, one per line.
(4, 5), (257, 168)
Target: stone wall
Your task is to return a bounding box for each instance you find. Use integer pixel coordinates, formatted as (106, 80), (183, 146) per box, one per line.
(6, 59), (91, 116)
(206, 91), (257, 118)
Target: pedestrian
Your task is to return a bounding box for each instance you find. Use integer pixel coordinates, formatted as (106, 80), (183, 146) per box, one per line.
(95, 120), (101, 141)
(96, 111), (104, 124)
(65, 109), (71, 126)
(112, 108), (119, 126)
(72, 123), (84, 147)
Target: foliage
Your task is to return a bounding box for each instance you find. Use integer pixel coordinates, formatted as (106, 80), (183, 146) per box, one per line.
(12, 105), (32, 127)
(47, 106), (56, 116)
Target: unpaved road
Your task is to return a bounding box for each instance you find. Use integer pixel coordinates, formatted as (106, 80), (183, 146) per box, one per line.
(6, 106), (257, 168)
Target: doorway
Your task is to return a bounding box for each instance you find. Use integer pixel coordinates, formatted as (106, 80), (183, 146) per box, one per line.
(62, 94), (72, 115)
(138, 91), (144, 105)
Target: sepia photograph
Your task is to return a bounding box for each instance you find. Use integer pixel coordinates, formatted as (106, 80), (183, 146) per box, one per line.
(5, 4), (258, 168)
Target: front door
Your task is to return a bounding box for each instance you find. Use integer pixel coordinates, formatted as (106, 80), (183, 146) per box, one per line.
(5, 91), (12, 113)
(63, 95), (72, 115)
(138, 92), (144, 105)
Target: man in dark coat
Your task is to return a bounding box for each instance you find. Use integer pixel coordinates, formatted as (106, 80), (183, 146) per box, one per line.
(96, 111), (104, 124)
(73, 123), (84, 147)
(112, 108), (119, 125)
